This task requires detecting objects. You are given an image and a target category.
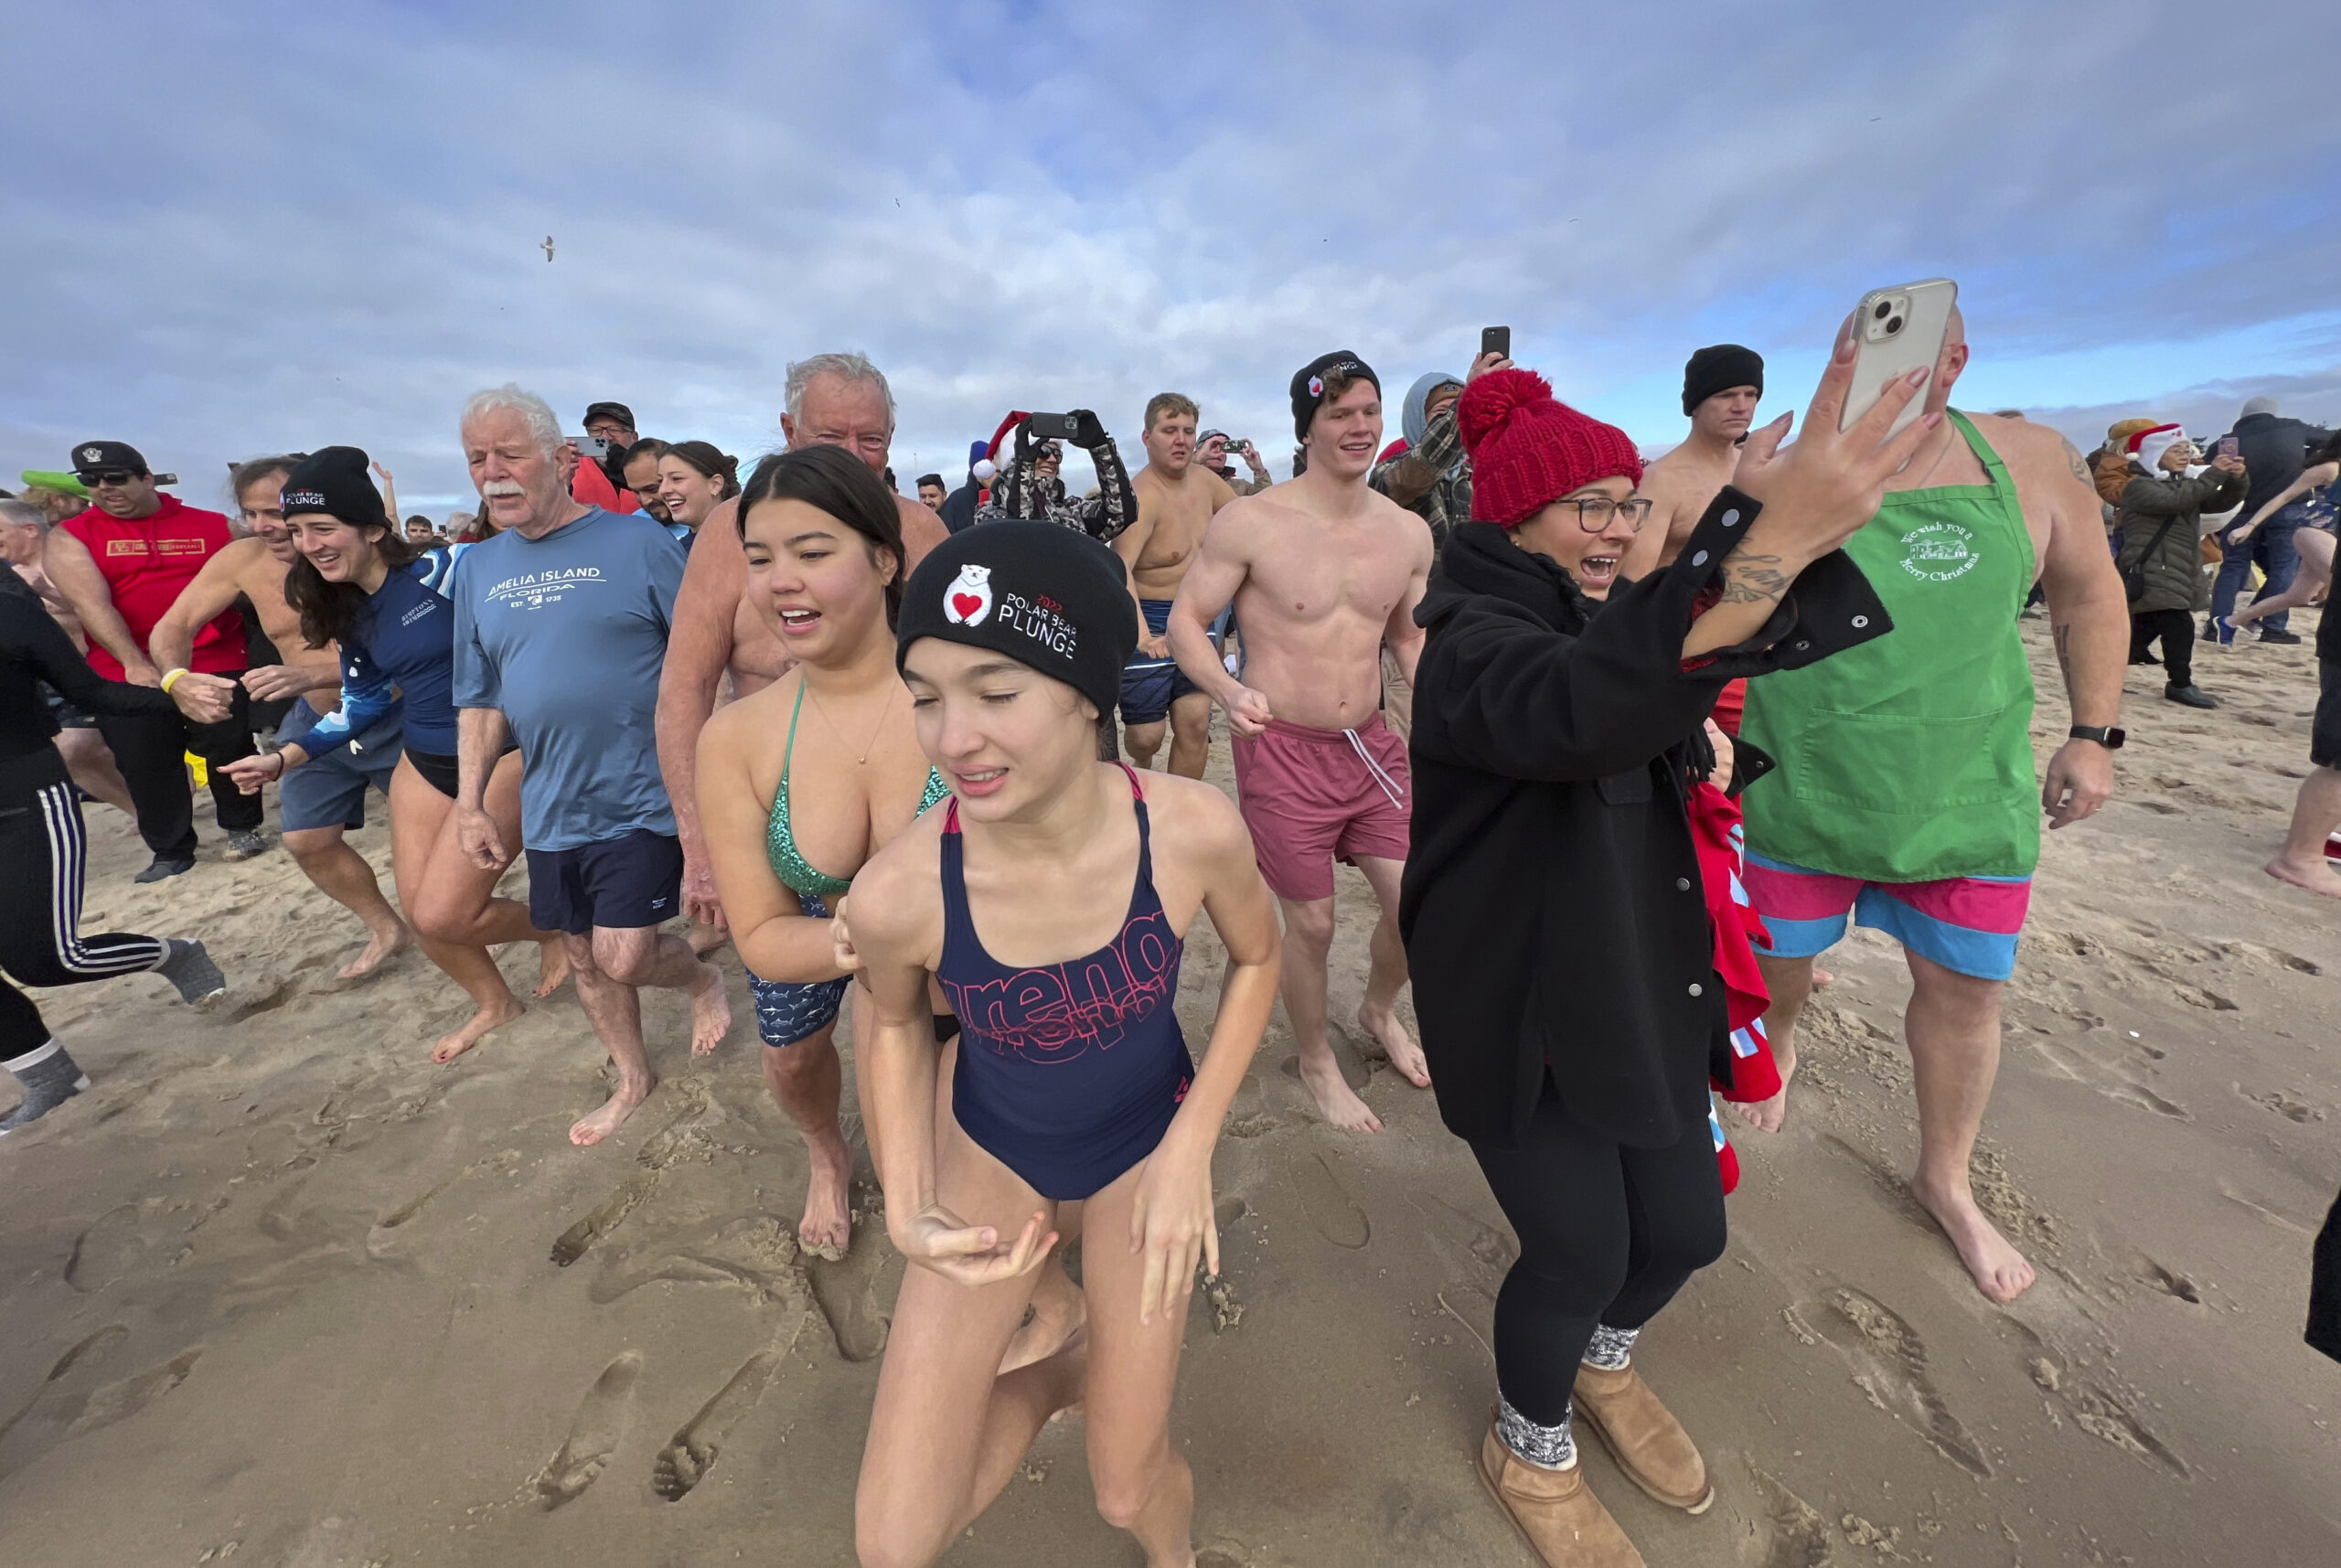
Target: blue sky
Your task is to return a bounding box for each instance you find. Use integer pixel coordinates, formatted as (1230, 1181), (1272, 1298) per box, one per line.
(5, 0), (2336, 514)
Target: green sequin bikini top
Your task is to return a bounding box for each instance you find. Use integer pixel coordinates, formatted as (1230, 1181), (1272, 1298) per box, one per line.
(766, 679), (949, 901)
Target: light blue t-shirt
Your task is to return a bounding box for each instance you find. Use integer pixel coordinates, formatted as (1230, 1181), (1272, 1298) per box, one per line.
(452, 507), (687, 850)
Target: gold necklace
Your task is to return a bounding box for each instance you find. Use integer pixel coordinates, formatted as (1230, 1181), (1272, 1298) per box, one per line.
(807, 678), (893, 765)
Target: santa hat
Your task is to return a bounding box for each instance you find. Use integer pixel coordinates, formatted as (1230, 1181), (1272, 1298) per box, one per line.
(972, 411), (1029, 484)
(2127, 422), (2187, 473)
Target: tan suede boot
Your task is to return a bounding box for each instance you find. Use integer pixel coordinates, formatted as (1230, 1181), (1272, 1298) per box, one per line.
(1570, 1362), (1714, 1513)
(1476, 1418), (1647, 1568)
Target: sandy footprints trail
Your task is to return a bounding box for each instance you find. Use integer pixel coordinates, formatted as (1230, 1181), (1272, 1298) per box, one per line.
(1792, 1285), (1992, 1479)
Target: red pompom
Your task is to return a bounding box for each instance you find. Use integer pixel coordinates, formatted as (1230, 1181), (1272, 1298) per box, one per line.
(1456, 368), (1553, 457)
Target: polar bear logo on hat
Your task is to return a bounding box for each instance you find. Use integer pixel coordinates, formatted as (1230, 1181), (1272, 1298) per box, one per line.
(944, 563), (993, 627)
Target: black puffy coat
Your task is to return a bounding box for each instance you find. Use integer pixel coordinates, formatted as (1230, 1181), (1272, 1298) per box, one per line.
(1400, 493), (1890, 1151)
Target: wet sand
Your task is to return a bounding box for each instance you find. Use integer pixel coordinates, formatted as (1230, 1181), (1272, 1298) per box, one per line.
(2, 614), (2337, 1565)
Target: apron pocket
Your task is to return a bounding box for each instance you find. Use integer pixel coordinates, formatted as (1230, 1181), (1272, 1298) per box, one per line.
(1787, 707), (2025, 816)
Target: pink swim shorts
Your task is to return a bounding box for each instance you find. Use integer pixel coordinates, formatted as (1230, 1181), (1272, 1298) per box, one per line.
(1230, 711), (1411, 902)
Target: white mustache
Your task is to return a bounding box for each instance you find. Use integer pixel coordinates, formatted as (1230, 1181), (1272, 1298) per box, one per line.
(481, 480), (527, 498)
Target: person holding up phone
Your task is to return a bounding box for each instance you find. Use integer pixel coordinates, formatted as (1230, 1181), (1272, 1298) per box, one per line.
(1405, 340), (1921, 1568)
(1736, 302), (2130, 1304)
(2111, 423), (2244, 703)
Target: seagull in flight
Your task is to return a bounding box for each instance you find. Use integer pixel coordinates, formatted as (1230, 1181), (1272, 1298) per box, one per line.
(542, 236), (555, 262)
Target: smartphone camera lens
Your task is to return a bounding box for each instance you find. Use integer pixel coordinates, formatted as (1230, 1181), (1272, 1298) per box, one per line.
(1874, 301), (1893, 321)
(1887, 315), (1904, 334)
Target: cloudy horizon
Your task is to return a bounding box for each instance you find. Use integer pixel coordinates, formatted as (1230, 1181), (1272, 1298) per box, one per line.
(5, 0), (2336, 515)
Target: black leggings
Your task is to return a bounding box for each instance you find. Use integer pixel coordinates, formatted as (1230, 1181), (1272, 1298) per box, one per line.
(1468, 1075), (1727, 1425)
(1, 751), (169, 1059)
(2129, 608), (2195, 689)
(95, 674), (262, 859)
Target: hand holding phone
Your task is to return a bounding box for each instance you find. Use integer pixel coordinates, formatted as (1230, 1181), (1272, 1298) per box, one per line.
(1838, 280), (1957, 438)
(2217, 435), (2240, 460)
(1023, 412), (1083, 444)
(1481, 325), (1512, 361)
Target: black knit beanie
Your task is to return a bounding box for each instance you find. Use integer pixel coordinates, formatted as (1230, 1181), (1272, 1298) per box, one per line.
(280, 446), (389, 531)
(896, 520), (1136, 717)
(1682, 344), (1765, 416)
(1290, 349), (1381, 441)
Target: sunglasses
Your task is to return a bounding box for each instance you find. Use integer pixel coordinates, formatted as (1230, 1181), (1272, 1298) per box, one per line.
(86, 469), (141, 486)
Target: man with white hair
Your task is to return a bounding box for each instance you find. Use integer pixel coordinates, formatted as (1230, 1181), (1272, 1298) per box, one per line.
(451, 385), (731, 1147)
(656, 352), (947, 944)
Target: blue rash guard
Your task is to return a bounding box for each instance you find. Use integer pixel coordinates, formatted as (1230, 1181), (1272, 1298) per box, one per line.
(284, 545), (472, 760)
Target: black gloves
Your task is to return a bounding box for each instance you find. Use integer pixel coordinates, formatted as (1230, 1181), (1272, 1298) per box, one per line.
(1067, 409), (1111, 451)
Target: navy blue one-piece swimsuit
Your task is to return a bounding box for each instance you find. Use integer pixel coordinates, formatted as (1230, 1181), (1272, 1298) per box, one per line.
(940, 763), (1193, 1200)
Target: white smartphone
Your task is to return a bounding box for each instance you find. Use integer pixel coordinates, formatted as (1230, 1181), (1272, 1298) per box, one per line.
(568, 435), (612, 460)
(1838, 278), (1957, 437)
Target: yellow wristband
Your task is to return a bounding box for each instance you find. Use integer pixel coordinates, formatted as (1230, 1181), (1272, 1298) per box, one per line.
(160, 667), (190, 692)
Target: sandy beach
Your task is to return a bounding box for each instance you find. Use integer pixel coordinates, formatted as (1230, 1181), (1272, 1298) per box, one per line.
(2, 613), (2336, 1567)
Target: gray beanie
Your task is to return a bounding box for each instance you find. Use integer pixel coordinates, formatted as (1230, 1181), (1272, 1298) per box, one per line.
(2241, 395), (2279, 419)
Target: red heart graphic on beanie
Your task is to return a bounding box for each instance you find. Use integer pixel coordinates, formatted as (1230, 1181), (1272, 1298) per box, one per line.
(951, 592), (982, 619)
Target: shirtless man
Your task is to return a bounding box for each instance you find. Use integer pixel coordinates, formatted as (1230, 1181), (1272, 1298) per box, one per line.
(1115, 393), (1237, 777)
(657, 352), (947, 941)
(149, 457), (412, 978)
(1169, 352), (1434, 1131)
(1737, 307), (2128, 1302)
(1622, 344), (1765, 579)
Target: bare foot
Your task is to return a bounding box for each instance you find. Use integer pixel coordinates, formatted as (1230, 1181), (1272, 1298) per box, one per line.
(433, 996), (525, 1064)
(798, 1137), (853, 1263)
(533, 940), (572, 998)
(1912, 1172), (2036, 1302)
(688, 919), (729, 957)
(1000, 1255), (1088, 1374)
(1812, 966), (1836, 987)
(1298, 1050), (1382, 1133)
(1356, 999), (1430, 1088)
(570, 1078), (654, 1147)
(689, 962), (732, 1057)
(337, 923), (409, 981)
(2265, 855), (2341, 897)
(1726, 1038), (1796, 1133)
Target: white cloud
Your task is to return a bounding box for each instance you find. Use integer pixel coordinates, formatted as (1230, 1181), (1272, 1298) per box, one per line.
(3, 0), (2336, 508)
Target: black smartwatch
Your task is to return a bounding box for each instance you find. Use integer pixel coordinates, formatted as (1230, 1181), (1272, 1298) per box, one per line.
(2068, 724), (2126, 750)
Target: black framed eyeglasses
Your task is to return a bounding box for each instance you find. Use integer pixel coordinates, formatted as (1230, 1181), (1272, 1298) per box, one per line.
(1561, 496), (1653, 532)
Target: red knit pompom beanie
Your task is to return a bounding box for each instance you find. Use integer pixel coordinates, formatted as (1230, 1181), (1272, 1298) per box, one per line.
(1458, 368), (1644, 528)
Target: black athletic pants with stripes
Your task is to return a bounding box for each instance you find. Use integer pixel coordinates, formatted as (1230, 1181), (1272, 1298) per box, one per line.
(1, 749), (169, 1060)
(96, 675), (262, 861)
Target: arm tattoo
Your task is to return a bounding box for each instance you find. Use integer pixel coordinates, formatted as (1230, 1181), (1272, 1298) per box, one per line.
(1716, 552), (1791, 605)
(2060, 435), (2090, 485)
(2052, 621), (2075, 691)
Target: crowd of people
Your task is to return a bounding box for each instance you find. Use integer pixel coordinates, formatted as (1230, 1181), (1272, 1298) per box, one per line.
(4, 312), (2336, 1567)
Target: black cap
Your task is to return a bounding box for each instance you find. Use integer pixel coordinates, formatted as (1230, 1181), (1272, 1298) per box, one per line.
(70, 440), (150, 477)
(280, 446), (390, 532)
(1683, 345), (1764, 416)
(897, 520), (1136, 718)
(583, 401), (636, 430)
(1290, 350), (1380, 441)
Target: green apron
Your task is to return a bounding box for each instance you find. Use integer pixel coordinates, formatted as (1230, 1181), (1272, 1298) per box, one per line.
(1741, 411), (2039, 882)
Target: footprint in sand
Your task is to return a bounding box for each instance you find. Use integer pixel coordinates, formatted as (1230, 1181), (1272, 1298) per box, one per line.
(1289, 1151), (1370, 1250)
(65, 1202), (159, 1294)
(0, 1325), (132, 1475)
(653, 1351), (781, 1502)
(589, 1215), (812, 1314)
(531, 1351), (644, 1509)
(2016, 1332), (2188, 1478)
(66, 1348), (203, 1439)
(1809, 1286), (1990, 1479)
(2128, 1253), (2205, 1305)
(551, 1171), (660, 1267)
(1745, 1464), (1833, 1568)
(808, 1232), (897, 1364)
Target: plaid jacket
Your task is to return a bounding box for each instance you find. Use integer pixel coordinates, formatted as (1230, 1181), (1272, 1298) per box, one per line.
(1370, 404), (1472, 560)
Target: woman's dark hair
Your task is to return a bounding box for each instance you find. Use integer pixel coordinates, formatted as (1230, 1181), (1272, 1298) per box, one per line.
(736, 444), (906, 624)
(2309, 429), (2341, 470)
(664, 440), (740, 499)
(284, 515), (418, 649)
